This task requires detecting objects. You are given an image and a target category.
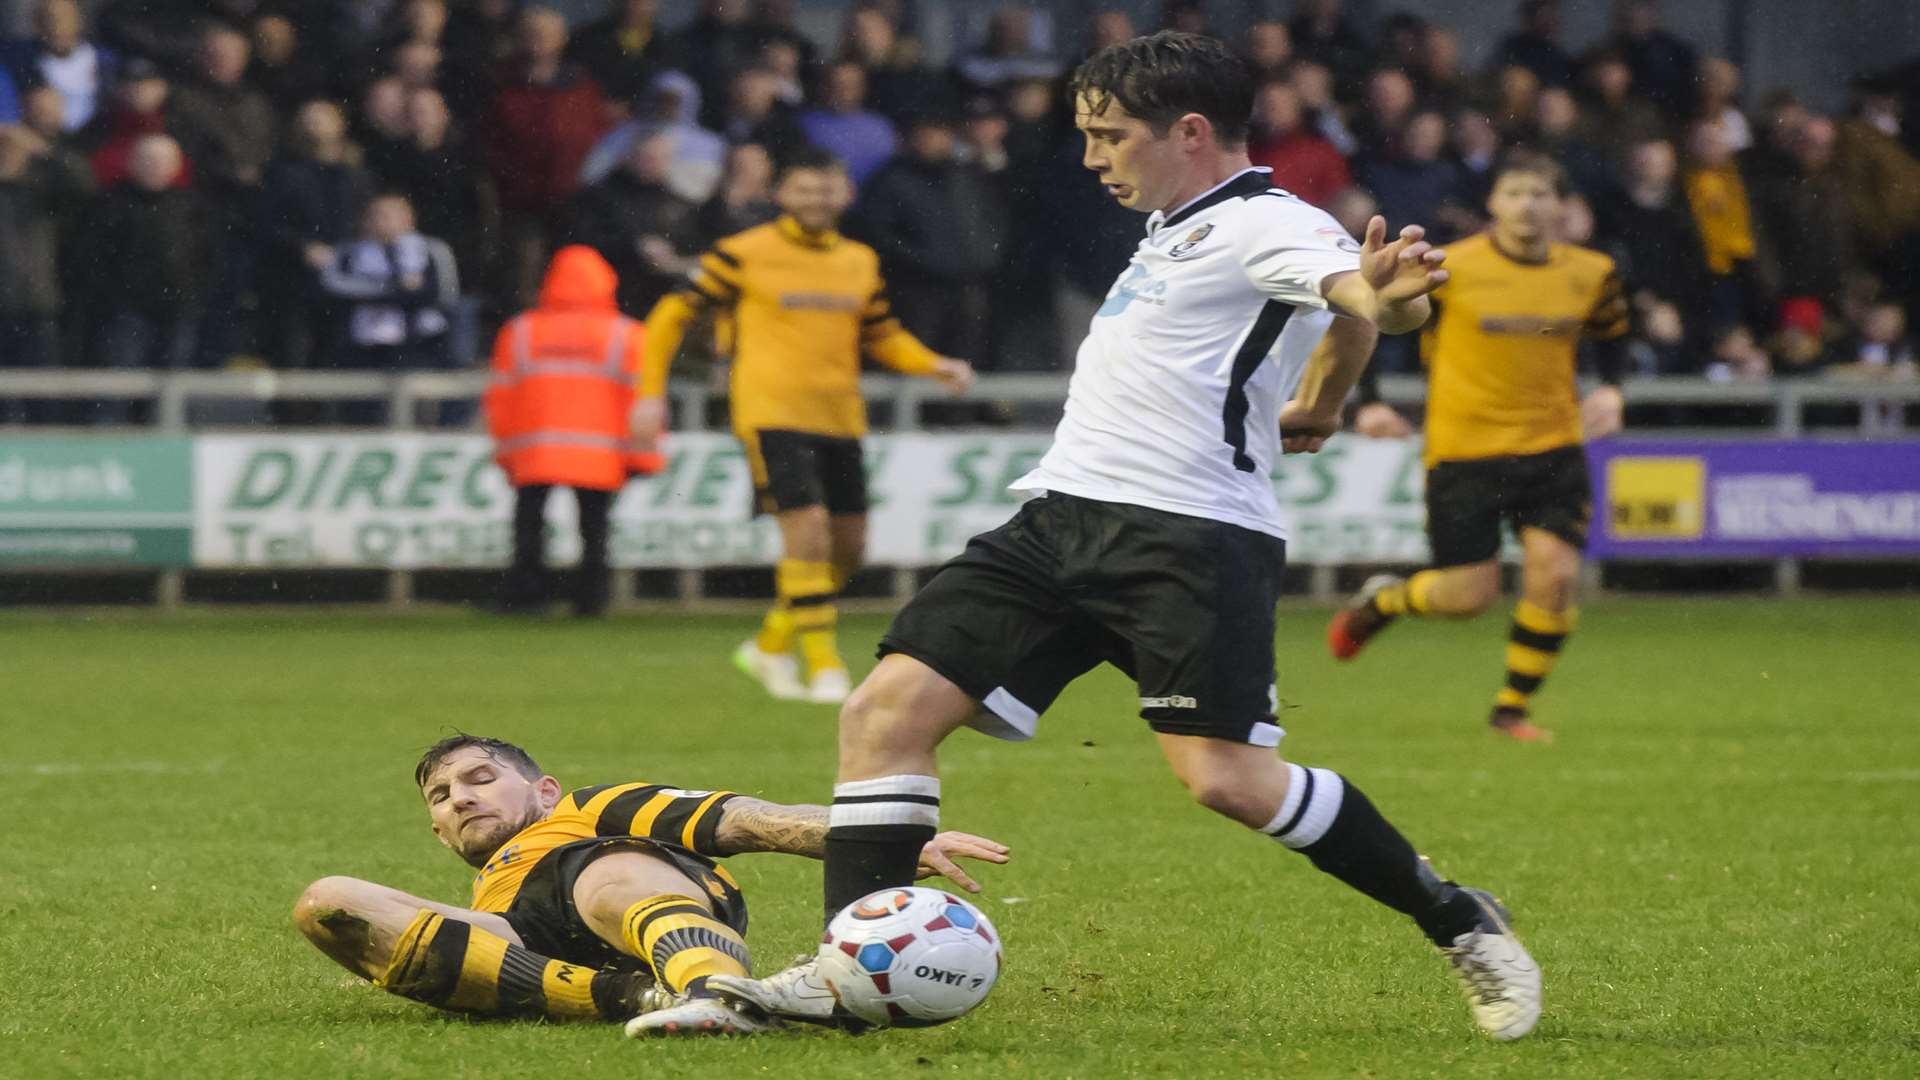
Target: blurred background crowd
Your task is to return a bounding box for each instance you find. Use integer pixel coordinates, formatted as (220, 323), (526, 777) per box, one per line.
(2, 0), (1917, 413)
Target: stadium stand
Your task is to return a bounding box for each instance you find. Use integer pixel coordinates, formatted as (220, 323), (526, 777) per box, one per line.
(0, 0), (1913, 400)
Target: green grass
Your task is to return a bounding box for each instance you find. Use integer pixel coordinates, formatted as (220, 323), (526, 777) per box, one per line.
(3, 597), (1917, 1078)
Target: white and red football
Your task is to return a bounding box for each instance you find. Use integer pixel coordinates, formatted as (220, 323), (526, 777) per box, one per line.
(816, 886), (1002, 1027)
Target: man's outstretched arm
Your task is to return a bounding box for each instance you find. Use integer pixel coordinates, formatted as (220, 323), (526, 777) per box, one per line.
(711, 797), (1010, 891)
(1322, 216), (1448, 335)
(711, 797), (832, 858)
(1278, 314), (1380, 454)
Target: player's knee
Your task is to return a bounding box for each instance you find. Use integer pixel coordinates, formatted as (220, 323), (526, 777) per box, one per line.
(291, 876), (370, 940)
(1543, 564), (1579, 602)
(838, 680), (899, 755)
(1183, 774), (1267, 827)
(1458, 573), (1502, 616)
(839, 675), (941, 768)
(783, 507), (833, 560)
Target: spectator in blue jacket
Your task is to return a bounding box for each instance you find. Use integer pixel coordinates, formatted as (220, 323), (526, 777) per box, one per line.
(6, 0), (115, 131)
(318, 192), (461, 372)
(798, 61), (897, 186)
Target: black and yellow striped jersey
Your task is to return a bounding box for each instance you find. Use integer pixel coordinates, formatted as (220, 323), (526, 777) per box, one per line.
(1420, 233), (1628, 466)
(641, 215), (941, 438)
(470, 782), (740, 914)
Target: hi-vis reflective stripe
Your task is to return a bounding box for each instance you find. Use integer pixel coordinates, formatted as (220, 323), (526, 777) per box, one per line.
(495, 430), (657, 456)
(494, 317), (633, 386)
(495, 431), (626, 454)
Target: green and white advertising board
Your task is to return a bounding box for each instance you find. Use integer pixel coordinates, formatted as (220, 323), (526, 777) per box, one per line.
(0, 432), (1432, 568)
(0, 437), (193, 565)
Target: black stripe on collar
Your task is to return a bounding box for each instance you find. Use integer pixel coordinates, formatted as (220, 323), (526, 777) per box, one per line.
(1161, 169), (1274, 231)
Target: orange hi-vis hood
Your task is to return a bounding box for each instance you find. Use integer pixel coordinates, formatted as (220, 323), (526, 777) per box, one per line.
(538, 245), (620, 312)
(485, 245), (663, 490)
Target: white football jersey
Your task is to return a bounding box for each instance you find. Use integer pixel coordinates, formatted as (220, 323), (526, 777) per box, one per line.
(1012, 167), (1361, 539)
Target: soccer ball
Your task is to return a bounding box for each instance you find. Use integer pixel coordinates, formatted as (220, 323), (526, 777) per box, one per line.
(817, 886), (1002, 1027)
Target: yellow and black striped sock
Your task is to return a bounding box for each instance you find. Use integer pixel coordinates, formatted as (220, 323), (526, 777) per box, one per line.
(1373, 570), (1441, 617)
(376, 909), (642, 1021)
(755, 557), (816, 654)
(620, 895), (750, 997)
(1497, 600), (1578, 712)
(754, 602), (794, 655)
(777, 559), (842, 676)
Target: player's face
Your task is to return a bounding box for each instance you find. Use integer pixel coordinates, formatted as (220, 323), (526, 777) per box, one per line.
(1487, 172), (1559, 243)
(420, 747), (550, 865)
(776, 166), (850, 232)
(1075, 92), (1188, 213)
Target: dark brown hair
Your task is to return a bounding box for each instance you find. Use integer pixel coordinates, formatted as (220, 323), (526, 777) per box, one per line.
(1069, 30), (1254, 145)
(414, 733), (543, 789)
(1493, 149), (1569, 195)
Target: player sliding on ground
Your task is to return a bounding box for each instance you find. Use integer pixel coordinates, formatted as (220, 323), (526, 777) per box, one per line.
(1328, 152), (1630, 743)
(638, 147), (974, 705)
(710, 32), (1543, 1041)
(290, 734), (1007, 1036)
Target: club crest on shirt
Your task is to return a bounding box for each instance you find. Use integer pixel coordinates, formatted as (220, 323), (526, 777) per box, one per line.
(1167, 223), (1215, 258)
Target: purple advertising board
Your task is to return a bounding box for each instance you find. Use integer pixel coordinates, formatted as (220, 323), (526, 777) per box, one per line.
(1586, 440), (1920, 559)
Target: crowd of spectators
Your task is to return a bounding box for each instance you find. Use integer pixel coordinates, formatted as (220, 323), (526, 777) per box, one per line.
(2, 0), (1918, 420)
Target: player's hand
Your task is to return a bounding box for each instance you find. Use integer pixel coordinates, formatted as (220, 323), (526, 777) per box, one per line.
(1581, 385), (1624, 440)
(629, 395), (668, 445)
(915, 831), (1010, 893)
(1277, 399), (1339, 454)
(933, 358), (975, 394)
(1354, 401), (1413, 439)
(1359, 216), (1448, 307)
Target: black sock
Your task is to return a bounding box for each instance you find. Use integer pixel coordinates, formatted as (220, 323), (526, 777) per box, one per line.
(1262, 764), (1483, 945)
(823, 775), (940, 923)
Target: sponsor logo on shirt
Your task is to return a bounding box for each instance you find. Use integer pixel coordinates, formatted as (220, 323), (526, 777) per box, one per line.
(1316, 226), (1363, 254)
(1096, 264), (1168, 316)
(780, 292), (863, 312)
(1479, 315), (1583, 338)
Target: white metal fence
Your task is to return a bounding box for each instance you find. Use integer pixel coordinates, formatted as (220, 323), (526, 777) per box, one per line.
(3, 371), (1918, 436)
(3, 371), (1917, 607)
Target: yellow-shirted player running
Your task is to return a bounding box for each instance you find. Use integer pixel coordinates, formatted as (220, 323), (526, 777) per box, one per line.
(1328, 151), (1629, 742)
(636, 147), (974, 704)
(291, 734), (1006, 1036)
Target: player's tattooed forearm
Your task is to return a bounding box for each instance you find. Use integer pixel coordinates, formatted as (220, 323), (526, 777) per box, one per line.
(712, 798), (830, 858)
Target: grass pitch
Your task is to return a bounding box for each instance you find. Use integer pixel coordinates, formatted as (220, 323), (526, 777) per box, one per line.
(3, 596), (1917, 1078)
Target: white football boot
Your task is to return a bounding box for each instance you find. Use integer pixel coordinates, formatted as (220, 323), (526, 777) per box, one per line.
(732, 639), (807, 700)
(1442, 889), (1542, 1041)
(623, 996), (777, 1037)
(806, 667), (852, 705)
(707, 957), (865, 1029)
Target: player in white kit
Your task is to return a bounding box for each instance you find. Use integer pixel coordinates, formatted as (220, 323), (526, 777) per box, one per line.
(710, 31), (1543, 1041)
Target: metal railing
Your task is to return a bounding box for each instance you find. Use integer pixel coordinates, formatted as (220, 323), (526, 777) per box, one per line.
(2, 370), (1917, 435)
(3, 370), (1916, 607)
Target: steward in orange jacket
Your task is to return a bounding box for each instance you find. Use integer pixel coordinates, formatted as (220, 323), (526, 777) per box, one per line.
(484, 246), (661, 616)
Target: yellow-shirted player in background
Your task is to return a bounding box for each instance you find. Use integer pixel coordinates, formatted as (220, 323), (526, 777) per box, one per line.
(637, 147), (974, 705)
(291, 734), (1006, 1037)
(1328, 152), (1629, 742)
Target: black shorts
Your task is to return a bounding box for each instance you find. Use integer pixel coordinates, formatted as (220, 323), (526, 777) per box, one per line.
(499, 837), (748, 971)
(1425, 444), (1592, 568)
(880, 492), (1288, 746)
(739, 428), (868, 517)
